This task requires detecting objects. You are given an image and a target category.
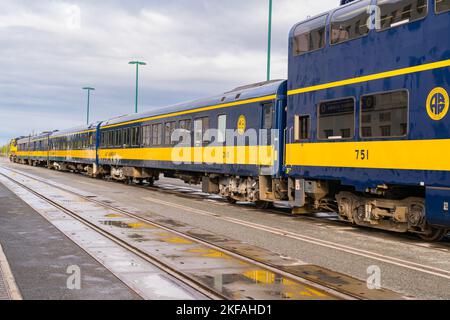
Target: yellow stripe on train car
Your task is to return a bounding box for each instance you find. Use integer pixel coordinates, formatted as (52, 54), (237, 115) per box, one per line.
(285, 139), (450, 171)
(99, 145), (276, 166)
(17, 146), (276, 166)
(287, 59), (450, 96)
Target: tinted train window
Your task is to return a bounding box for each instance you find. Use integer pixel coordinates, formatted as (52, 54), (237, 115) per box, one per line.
(294, 115), (310, 141)
(436, 0), (450, 13)
(263, 103), (273, 129)
(293, 14), (327, 55)
(115, 130), (122, 147)
(179, 119), (192, 131)
(110, 131), (116, 147)
(217, 115), (227, 143)
(318, 98), (355, 140)
(377, 0), (427, 31)
(164, 122), (177, 145)
(331, 0), (371, 45)
(360, 90), (408, 138)
(152, 124), (162, 146)
(123, 128), (130, 147)
(130, 127), (140, 147)
(142, 125), (151, 147)
(194, 117), (210, 146)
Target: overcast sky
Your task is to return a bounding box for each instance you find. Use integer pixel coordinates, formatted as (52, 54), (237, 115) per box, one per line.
(0, 0), (337, 145)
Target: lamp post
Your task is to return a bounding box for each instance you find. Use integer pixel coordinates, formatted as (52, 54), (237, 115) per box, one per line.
(267, 0), (273, 81)
(129, 61), (147, 113)
(82, 87), (95, 125)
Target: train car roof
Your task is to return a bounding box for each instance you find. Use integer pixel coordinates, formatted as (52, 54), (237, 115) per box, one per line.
(17, 132), (50, 144)
(50, 123), (100, 138)
(101, 79), (286, 127)
(289, 0), (359, 37)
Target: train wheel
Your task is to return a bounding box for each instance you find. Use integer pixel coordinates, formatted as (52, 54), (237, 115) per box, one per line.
(419, 227), (448, 242)
(255, 201), (272, 210)
(226, 197), (237, 204)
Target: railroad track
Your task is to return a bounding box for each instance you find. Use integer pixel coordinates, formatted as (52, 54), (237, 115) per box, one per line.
(3, 164), (450, 289)
(0, 165), (383, 300)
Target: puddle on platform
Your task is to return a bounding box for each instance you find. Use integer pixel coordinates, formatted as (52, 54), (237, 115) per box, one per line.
(194, 269), (332, 300)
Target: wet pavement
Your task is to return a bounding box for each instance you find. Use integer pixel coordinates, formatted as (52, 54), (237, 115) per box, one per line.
(0, 166), (352, 300)
(3, 160), (450, 299)
(0, 182), (142, 300)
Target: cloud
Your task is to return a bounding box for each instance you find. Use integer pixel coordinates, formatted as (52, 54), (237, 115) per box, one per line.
(0, 0), (337, 145)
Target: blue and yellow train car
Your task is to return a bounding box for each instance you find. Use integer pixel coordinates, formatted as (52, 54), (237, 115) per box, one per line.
(98, 80), (288, 206)
(285, 0), (450, 240)
(16, 132), (51, 166)
(48, 124), (99, 173)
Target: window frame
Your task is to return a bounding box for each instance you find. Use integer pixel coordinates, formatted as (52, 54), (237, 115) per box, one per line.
(330, 0), (371, 46)
(164, 121), (177, 146)
(375, 0), (429, 33)
(262, 102), (274, 130)
(317, 96), (356, 141)
(142, 125), (151, 147)
(217, 114), (227, 144)
(194, 117), (211, 145)
(435, 0), (450, 13)
(292, 13), (329, 56)
(294, 114), (311, 141)
(152, 123), (163, 146)
(359, 89), (410, 139)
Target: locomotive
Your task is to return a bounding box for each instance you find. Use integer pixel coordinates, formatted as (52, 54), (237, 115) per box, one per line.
(12, 0), (450, 241)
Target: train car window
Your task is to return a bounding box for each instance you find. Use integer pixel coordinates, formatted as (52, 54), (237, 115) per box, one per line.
(123, 128), (130, 147)
(194, 119), (203, 146)
(179, 119), (192, 131)
(142, 125), (151, 147)
(294, 115), (310, 141)
(108, 132), (112, 147)
(436, 0), (450, 13)
(130, 127), (137, 147)
(164, 122), (177, 145)
(152, 124), (162, 146)
(331, 0), (371, 45)
(293, 14), (328, 56)
(89, 133), (94, 148)
(217, 115), (227, 143)
(376, 0), (428, 31)
(194, 117), (210, 145)
(360, 90), (408, 138)
(202, 117), (210, 142)
(318, 98), (355, 140)
(114, 130), (119, 147)
(263, 103), (274, 129)
(101, 132), (106, 147)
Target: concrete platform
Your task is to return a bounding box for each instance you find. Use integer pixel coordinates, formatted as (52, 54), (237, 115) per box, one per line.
(0, 182), (140, 300)
(0, 244), (20, 300)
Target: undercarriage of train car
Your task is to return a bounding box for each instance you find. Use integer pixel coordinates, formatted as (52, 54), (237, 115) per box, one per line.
(203, 175), (288, 209)
(289, 178), (448, 241)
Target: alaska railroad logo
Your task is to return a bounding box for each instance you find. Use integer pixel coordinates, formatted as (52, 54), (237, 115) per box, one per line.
(426, 87), (449, 121)
(237, 115), (247, 135)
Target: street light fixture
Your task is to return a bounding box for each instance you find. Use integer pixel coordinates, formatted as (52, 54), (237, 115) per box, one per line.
(129, 61), (147, 114)
(267, 0), (273, 81)
(82, 87), (95, 125)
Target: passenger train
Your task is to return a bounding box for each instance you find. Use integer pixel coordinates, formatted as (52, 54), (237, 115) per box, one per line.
(10, 0), (450, 241)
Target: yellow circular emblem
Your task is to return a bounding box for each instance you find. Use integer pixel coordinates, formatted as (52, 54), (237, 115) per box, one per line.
(426, 87), (449, 121)
(237, 115), (246, 135)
